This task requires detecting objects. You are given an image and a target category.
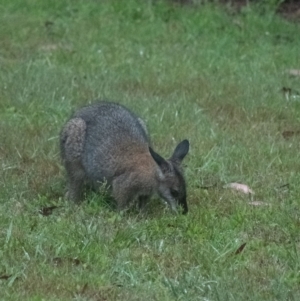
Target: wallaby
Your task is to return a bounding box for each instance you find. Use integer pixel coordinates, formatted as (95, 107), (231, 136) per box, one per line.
(60, 101), (189, 214)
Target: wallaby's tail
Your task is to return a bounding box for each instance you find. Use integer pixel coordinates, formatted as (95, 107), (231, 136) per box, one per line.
(60, 117), (87, 162)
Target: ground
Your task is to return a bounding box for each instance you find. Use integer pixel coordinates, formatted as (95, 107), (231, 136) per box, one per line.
(1, 0), (300, 300)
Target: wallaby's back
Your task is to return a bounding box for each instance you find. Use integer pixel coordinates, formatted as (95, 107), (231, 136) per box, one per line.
(73, 102), (149, 184)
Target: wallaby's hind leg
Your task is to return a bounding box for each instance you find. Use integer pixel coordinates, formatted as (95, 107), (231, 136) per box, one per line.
(60, 118), (87, 203)
(65, 161), (85, 203)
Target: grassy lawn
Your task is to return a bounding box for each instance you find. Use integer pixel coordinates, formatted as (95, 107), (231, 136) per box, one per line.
(1, 0), (300, 300)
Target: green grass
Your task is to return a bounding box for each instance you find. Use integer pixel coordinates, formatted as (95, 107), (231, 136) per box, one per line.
(1, 0), (300, 300)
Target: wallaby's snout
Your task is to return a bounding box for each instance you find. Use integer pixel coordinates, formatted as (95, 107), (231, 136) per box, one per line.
(60, 101), (189, 214)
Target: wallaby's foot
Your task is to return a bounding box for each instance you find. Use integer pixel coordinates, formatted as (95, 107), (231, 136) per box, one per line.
(138, 195), (150, 213)
(65, 191), (81, 204)
(169, 201), (178, 214)
(116, 193), (130, 212)
(64, 178), (84, 203)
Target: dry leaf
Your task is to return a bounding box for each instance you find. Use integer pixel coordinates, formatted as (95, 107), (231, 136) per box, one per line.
(39, 206), (62, 216)
(278, 183), (289, 189)
(287, 69), (300, 77)
(39, 44), (59, 51)
(0, 274), (12, 280)
(248, 201), (270, 207)
(52, 257), (82, 267)
(281, 87), (300, 101)
(234, 243), (247, 255)
(282, 130), (300, 139)
(44, 20), (54, 27)
(224, 183), (254, 195)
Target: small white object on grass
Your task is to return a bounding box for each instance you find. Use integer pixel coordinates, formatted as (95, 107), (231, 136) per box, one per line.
(287, 69), (300, 77)
(248, 201), (270, 207)
(224, 182), (255, 195)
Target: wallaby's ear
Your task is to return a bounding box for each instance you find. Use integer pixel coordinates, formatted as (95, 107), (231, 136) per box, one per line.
(149, 147), (169, 170)
(171, 139), (189, 164)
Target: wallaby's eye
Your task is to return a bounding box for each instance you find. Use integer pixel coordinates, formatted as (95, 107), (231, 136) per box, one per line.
(171, 189), (179, 198)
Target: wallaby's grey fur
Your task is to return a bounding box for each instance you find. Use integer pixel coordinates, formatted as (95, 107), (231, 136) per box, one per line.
(60, 101), (189, 214)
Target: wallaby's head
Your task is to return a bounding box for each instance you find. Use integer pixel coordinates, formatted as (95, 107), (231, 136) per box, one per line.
(149, 139), (190, 214)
